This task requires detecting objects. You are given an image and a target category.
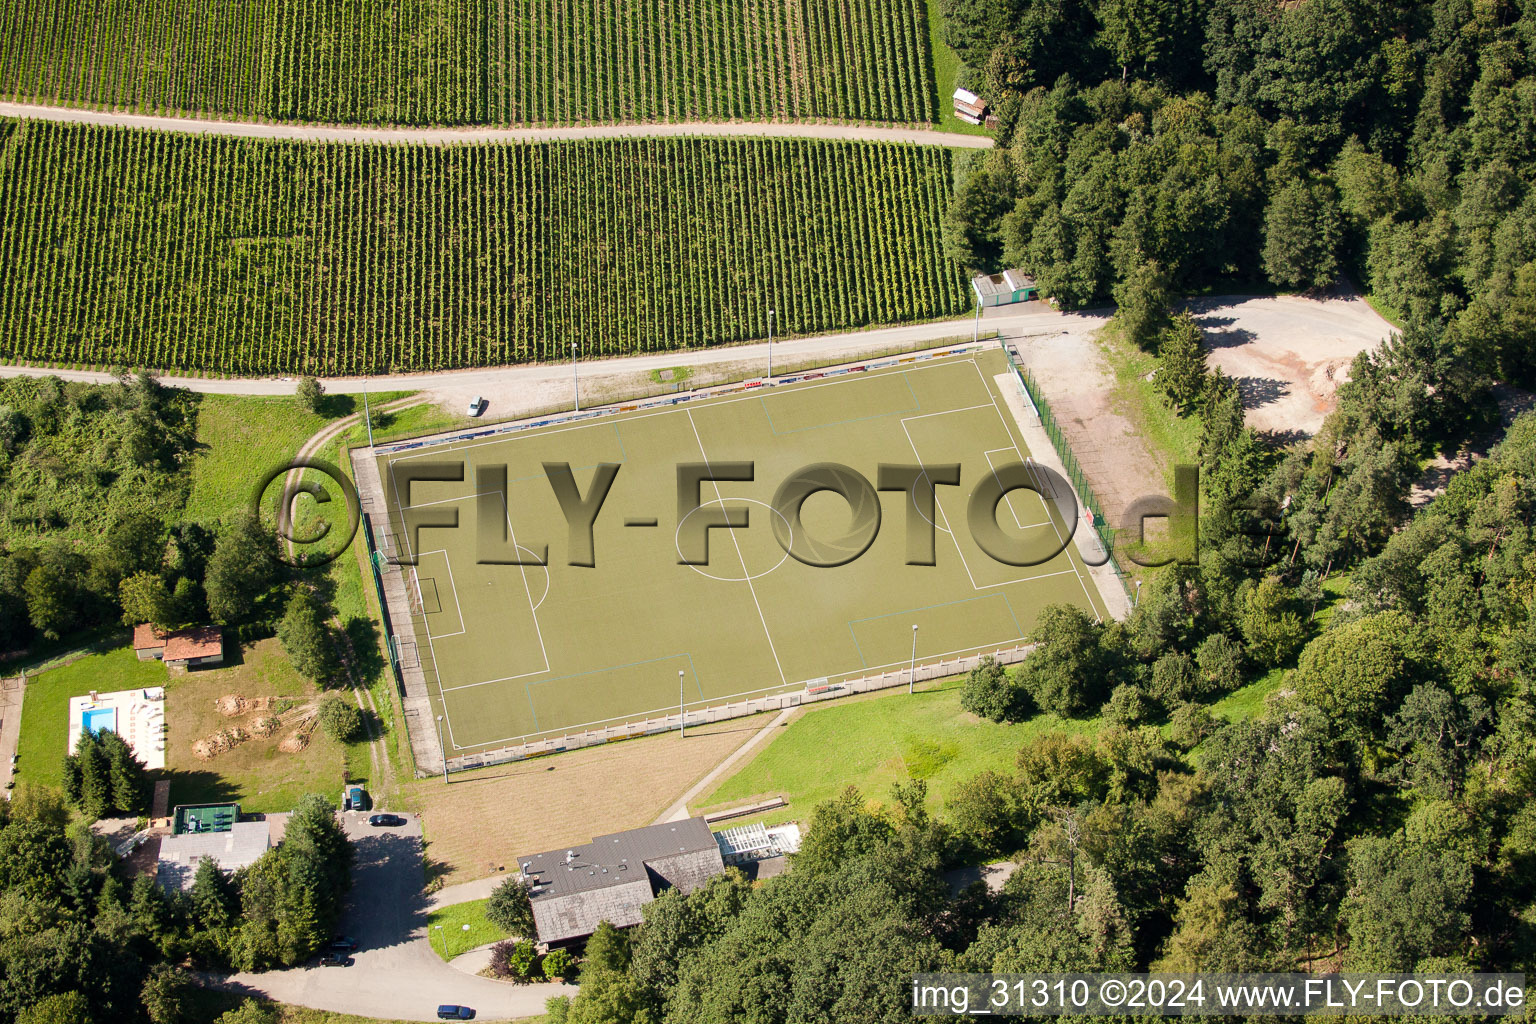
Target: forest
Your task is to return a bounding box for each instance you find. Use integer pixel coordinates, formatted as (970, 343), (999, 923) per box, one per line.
(0, 790), (353, 1021)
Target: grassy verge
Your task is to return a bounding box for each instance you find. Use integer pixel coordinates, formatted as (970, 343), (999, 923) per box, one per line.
(924, 0), (992, 137)
(695, 677), (1096, 825)
(425, 898), (510, 960)
(1364, 292), (1406, 329)
(1098, 326), (1202, 491)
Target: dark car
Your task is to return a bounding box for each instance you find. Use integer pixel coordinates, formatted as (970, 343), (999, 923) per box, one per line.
(368, 813), (406, 827)
(318, 952), (352, 967)
(346, 786), (367, 811)
(329, 936), (359, 952)
(436, 1007), (475, 1021)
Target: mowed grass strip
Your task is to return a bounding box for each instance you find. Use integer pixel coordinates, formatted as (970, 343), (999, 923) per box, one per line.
(699, 667), (1298, 827)
(424, 898), (511, 960)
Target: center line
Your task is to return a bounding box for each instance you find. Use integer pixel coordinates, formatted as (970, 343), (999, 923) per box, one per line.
(685, 409), (787, 685)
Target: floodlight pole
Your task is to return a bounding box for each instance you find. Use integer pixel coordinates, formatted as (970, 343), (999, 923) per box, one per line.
(973, 298), (981, 344)
(436, 714), (448, 784)
(679, 670), (686, 738)
(572, 342), (579, 412)
(361, 373), (375, 447)
(909, 624), (919, 695)
(1134, 580), (1143, 609)
(767, 308), (776, 380)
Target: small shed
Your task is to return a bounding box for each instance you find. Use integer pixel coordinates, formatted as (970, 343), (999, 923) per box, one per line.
(163, 626), (224, 668)
(133, 624), (167, 661)
(953, 87), (989, 125)
(971, 268), (1040, 307)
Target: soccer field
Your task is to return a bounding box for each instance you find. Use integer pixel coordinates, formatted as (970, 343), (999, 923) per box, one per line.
(373, 348), (1108, 755)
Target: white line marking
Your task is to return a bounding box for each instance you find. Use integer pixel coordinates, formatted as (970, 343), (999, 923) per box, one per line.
(683, 408), (787, 685)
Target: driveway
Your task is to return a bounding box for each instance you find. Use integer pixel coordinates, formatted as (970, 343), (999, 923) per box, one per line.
(217, 811), (567, 1021)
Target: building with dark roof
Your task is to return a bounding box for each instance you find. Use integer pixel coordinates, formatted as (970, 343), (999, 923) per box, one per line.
(517, 817), (726, 947)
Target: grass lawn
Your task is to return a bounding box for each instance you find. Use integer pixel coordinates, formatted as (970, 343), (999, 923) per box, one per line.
(425, 897), (511, 960)
(185, 390), (420, 526)
(925, 0), (992, 138)
(185, 396), (331, 525)
(16, 645), (165, 790)
(1209, 667), (1288, 722)
(163, 638), (351, 813)
(695, 677), (1095, 826)
(18, 639), (352, 813)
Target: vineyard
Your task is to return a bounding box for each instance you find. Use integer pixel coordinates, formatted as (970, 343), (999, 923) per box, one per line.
(0, 0), (936, 126)
(0, 120), (967, 375)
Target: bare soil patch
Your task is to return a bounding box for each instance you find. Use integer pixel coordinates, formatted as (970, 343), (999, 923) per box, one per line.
(399, 717), (765, 886)
(1185, 292), (1395, 439)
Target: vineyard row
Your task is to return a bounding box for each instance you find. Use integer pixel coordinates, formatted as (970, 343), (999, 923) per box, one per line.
(0, 0), (937, 127)
(0, 119), (968, 375)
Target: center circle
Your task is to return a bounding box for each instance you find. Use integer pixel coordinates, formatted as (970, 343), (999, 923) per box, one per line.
(675, 498), (794, 583)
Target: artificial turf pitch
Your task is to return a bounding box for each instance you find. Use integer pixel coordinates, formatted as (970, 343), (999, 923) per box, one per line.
(375, 348), (1108, 754)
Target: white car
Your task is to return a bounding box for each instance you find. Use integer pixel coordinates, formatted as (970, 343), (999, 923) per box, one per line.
(467, 396), (485, 417)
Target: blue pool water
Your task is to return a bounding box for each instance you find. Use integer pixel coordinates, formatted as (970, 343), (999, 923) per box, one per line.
(82, 707), (116, 735)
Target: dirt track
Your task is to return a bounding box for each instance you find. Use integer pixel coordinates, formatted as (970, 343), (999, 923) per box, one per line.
(0, 101), (993, 148)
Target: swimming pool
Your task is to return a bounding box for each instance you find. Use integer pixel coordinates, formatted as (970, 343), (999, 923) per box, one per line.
(81, 707), (116, 736)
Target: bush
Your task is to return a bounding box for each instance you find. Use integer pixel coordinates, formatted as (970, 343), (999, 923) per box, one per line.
(485, 876), (535, 937)
(295, 376), (324, 412)
(489, 938), (539, 981)
(1195, 633), (1245, 694)
(1148, 651), (1199, 706)
(959, 656), (1031, 722)
(1169, 703), (1219, 749)
(542, 946), (576, 982)
(316, 695), (363, 743)
(1101, 684), (1154, 728)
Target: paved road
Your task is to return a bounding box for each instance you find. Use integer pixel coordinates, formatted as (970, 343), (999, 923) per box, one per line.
(218, 811), (566, 1021)
(0, 309), (1067, 397)
(0, 102), (993, 149)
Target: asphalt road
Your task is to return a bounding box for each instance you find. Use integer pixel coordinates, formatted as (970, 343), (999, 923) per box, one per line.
(0, 102), (994, 149)
(219, 811), (566, 1022)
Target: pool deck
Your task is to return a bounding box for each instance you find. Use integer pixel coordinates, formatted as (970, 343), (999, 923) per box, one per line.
(66, 688), (166, 770)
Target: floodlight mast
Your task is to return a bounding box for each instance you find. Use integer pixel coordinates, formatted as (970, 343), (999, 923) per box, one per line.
(767, 308), (775, 380)
(679, 670), (686, 738)
(909, 624), (919, 694)
(436, 714), (448, 783)
(572, 341), (579, 412)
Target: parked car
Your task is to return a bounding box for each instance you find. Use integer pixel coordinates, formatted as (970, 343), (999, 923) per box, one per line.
(467, 396), (485, 417)
(329, 936), (358, 952)
(319, 953), (352, 967)
(437, 1007), (475, 1020)
(368, 813), (406, 827)
(344, 786), (367, 811)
